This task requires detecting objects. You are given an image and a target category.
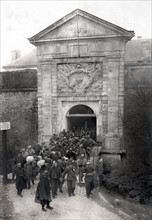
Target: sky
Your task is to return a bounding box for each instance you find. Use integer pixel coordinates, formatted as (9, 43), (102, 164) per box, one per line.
(0, 0), (152, 69)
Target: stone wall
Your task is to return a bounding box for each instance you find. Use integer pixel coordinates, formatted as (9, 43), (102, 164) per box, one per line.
(0, 70), (37, 173)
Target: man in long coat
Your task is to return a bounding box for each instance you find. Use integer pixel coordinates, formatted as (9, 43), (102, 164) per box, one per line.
(15, 163), (27, 197)
(35, 170), (53, 211)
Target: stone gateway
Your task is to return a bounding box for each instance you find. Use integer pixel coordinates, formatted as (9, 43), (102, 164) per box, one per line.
(29, 9), (134, 167)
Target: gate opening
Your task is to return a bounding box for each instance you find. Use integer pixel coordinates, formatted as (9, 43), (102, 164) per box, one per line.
(66, 105), (96, 138)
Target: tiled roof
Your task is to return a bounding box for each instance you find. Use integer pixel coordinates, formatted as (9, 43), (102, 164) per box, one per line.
(3, 49), (37, 70)
(3, 39), (152, 70)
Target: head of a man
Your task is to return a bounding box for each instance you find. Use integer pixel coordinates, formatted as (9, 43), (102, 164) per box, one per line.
(43, 170), (49, 178)
(18, 153), (21, 157)
(86, 161), (91, 166)
(17, 163), (21, 168)
(28, 145), (32, 150)
(53, 161), (58, 167)
(80, 154), (84, 158)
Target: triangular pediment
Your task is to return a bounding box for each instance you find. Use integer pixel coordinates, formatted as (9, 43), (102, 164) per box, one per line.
(29, 9), (134, 44)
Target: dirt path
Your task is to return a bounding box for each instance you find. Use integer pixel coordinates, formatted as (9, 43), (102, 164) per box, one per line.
(1, 181), (132, 220)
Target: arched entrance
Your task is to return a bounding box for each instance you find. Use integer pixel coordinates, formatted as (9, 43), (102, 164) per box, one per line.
(66, 104), (96, 137)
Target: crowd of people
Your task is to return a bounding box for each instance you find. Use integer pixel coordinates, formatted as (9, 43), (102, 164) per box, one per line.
(9, 129), (103, 211)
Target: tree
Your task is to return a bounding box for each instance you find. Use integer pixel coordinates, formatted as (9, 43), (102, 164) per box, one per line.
(121, 86), (152, 167)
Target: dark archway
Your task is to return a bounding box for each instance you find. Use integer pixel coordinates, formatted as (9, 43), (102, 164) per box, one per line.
(66, 105), (96, 138)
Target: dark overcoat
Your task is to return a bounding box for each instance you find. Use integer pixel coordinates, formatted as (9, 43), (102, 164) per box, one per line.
(49, 165), (61, 179)
(35, 177), (51, 203)
(15, 167), (27, 190)
(84, 166), (94, 186)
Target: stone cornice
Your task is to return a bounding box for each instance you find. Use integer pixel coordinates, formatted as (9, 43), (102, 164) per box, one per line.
(30, 35), (133, 45)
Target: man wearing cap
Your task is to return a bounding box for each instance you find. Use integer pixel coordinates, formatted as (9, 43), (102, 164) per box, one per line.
(21, 148), (28, 159)
(26, 145), (35, 156)
(35, 170), (53, 211)
(77, 154), (87, 184)
(62, 163), (77, 197)
(15, 153), (26, 167)
(84, 161), (95, 198)
(49, 161), (61, 198)
(96, 152), (104, 186)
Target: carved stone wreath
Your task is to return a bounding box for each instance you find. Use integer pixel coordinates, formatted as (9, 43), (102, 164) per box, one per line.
(57, 62), (103, 93)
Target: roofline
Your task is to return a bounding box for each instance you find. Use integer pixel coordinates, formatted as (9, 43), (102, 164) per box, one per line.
(2, 65), (37, 70)
(28, 8), (134, 44)
(127, 38), (152, 42)
(125, 61), (152, 66)
(0, 68), (37, 73)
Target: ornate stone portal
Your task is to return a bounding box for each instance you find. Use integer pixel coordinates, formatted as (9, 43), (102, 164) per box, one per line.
(29, 9), (134, 169)
(57, 62), (103, 94)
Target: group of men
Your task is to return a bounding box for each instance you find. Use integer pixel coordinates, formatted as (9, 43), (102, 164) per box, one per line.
(10, 129), (103, 211)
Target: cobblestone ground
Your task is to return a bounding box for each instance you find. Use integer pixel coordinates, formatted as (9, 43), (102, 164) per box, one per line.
(0, 181), (132, 220)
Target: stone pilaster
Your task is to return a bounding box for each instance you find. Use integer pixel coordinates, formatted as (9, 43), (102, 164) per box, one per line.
(105, 57), (120, 151)
(41, 62), (52, 142)
(102, 59), (108, 140)
(37, 62), (43, 143)
(51, 62), (58, 134)
(118, 52), (125, 136)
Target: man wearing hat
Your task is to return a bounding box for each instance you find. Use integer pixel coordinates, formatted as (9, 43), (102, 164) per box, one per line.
(84, 161), (95, 198)
(25, 156), (34, 189)
(35, 170), (53, 211)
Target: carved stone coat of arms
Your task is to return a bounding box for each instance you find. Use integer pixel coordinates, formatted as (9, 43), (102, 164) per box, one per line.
(57, 62), (103, 94)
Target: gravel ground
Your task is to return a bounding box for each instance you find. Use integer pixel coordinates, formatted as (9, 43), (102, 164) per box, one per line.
(0, 180), (132, 220)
